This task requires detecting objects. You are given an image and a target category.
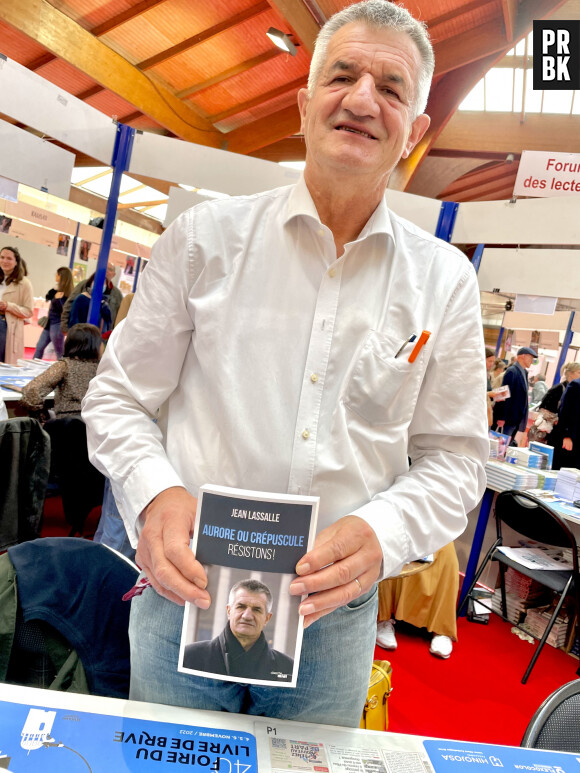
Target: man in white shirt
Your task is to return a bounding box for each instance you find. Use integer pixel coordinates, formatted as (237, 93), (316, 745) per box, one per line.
(83, 0), (488, 726)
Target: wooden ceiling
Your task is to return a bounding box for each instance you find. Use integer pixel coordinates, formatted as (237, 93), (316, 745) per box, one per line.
(0, 0), (578, 206)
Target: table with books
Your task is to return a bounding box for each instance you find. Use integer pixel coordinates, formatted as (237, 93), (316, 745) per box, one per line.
(2, 683), (580, 773)
(458, 438), (580, 612)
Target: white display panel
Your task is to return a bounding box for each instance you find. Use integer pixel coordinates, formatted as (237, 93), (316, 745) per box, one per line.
(478, 248), (580, 298)
(0, 119), (75, 199)
(164, 187), (216, 227)
(0, 56), (116, 165)
(452, 197), (580, 245)
(502, 310), (572, 331)
(386, 189), (442, 234)
(129, 131), (301, 196)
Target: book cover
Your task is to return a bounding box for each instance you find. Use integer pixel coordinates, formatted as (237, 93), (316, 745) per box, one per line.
(0, 699), (257, 772)
(179, 485), (319, 688)
(529, 441), (554, 470)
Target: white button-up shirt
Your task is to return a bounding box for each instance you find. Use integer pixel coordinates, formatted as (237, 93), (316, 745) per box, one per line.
(82, 176), (488, 579)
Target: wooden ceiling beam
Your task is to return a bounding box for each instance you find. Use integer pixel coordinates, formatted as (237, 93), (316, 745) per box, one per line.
(434, 112), (580, 154)
(138, 1), (271, 70)
(210, 77), (306, 123)
(249, 136), (305, 162)
(177, 50), (283, 99)
(69, 186), (164, 234)
(225, 104), (301, 154)
(91, 0), (168, 36)
(428, 0), (494, 29)
(500, 0), (518, 42)
(265, 0), (321, 55)
(27, 0), (168, 71)
(0, 0), (222, 148)
(433, 21), (506, 76)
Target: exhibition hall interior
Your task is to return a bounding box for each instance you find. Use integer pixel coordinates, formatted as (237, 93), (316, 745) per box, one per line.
(1, 0), (580, 765)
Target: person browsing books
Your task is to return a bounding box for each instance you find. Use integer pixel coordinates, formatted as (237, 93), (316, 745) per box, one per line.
(492, 346), (537, 444)
(182, 579), (294, 682)
(82, 0), (488, 727)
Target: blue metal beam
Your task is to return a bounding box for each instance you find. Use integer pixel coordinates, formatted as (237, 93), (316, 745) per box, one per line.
(435, 201), (459, 242)
(88, 122), (135, 328)
(471, 243), (485, 274)
(553, 311), (575, 386)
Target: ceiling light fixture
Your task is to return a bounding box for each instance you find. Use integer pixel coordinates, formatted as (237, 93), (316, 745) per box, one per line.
(266, 27), (297, 56)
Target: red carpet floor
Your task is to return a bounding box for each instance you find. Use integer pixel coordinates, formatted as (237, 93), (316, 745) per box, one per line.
(377, 616), (579, 746)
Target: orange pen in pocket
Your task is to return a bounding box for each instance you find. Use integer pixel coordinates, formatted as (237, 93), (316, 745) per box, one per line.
(408, 330), (431, 363)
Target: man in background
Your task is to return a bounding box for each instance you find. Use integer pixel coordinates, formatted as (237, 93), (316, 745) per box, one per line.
(493, 346), (537, 443)
(61, 262), (121, 332)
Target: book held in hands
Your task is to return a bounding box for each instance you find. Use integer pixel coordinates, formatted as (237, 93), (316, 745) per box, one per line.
(179, 485), (319, 688)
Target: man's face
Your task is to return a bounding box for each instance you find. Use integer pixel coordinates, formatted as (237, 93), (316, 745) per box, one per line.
(518, 354), (534, 369)
(298, 22), (430, 186)
(106, 264), (116, 281)
(227, 589), (272, 648)
(486, 355), (495, 372)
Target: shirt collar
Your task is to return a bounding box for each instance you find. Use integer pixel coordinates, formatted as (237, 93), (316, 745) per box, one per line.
(285, 174), (394, 244)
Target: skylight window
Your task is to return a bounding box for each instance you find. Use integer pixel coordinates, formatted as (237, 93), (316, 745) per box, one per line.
(458, 31), (576, 116)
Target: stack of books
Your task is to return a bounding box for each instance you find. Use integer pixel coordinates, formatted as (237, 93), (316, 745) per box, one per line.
(554, 468), (580, 501)
(522, 605), (571, 648)
(537, 471), (559, 491)
(505, 447), (543, 468)
(491, 591), (529, 624)
(491, 568), (551, 625)
(528, 441), (554, 470)
(485, 460), (539, 491)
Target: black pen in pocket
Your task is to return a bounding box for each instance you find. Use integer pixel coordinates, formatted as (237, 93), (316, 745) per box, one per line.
(394, 333), (416, 359)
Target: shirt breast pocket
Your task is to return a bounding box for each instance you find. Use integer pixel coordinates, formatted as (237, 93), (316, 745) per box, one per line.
(342, 330), (423, 426)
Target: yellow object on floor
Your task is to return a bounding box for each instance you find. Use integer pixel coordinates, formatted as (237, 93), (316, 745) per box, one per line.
(360, 660), (392, 731)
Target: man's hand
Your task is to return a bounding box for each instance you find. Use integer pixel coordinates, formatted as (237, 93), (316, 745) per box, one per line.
(135, 486), (210, 608)
(289, 515), (382, 628)
(563, 437), (573, 451)
(496, 420), (505, 428)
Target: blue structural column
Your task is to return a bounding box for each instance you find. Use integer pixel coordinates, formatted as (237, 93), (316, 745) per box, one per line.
(435, 200), (459, 242)
(88, 122), (135, 327)
(132, 257), (142, 293)
(495, 326), (504, 356)
(553, 311), (575, 386)
(68, 222), (80, 270)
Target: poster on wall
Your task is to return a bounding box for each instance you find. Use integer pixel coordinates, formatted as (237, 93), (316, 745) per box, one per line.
(0, 215), (12, 233)
(73, 262), (87, 283)
(56, 233), (70, 256)
(79, 239), (91, 261)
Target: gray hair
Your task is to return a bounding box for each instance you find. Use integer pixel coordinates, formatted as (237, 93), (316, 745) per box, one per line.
(308, 0), (434, 118)
(228, 579), (273, 612)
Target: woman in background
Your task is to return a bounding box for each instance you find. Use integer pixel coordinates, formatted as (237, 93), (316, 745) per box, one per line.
(34, 266), (74, 360)
(21, 323), (102, 418)
(0, 245), (34, 364)
(551, 368), (580, 470)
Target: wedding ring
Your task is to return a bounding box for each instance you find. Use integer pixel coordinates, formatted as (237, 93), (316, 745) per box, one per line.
(354, 577), (362, 595)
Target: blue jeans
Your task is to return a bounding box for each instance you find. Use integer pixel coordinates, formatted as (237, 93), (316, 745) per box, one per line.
(34, 322), (64, 359)
(129, 582), (378, 727)
(0, 316), (6, 362)
(94, 478), (136, 561)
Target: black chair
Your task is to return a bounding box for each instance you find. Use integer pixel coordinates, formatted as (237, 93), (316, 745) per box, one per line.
(521, 679), (580, 751)
(457, 490), (580, 684)
(0, 417), (50, 552)
(43, 416), (105, 536)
